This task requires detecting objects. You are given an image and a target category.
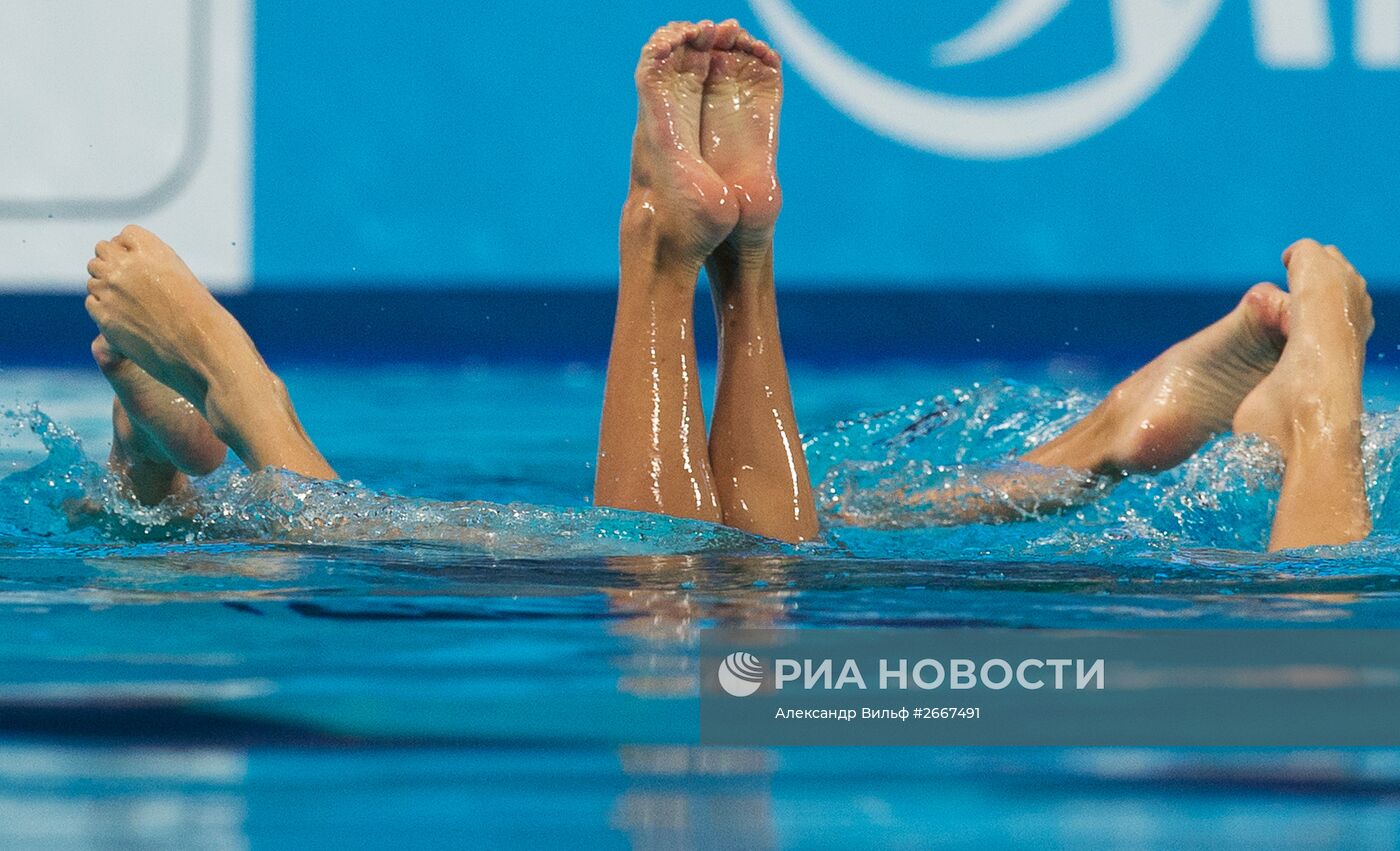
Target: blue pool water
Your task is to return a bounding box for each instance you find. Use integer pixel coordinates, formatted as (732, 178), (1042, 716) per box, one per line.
(4, 359), (1400, 848)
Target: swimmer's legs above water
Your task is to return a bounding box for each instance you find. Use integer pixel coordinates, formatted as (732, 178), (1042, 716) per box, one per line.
(1020, 239), (1372, 551)
(90, 334), (226, 505)
(85, 225), (336, 504)
(594, 20), (818, 543)
(1233, 240), (1373, 550)
(77, 27), (1369, 553)
(1020, 283), (1290, 477)
(895, 241), (1372, 552)
(590, 21), (1370, 552)
(881, 280), (1291, 523)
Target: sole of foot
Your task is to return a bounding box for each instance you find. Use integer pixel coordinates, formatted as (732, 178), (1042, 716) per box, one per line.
(701, 21), (784, 255)
(1094, 282), (1290, 474)
(625, 21), (739, 267)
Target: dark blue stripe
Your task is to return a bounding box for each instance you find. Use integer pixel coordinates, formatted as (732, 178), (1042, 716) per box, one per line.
(5, 288), (1390, 366)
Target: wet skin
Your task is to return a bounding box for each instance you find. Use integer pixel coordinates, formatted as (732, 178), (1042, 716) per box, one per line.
(78, 22), (1372, 553)
(595, 19), (818, 543)
(86, 225), (334, 481)
(1234, 240), (1373, 550)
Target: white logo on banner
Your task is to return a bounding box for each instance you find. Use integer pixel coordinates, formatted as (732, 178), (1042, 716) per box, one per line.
(0, 0), (250, 290)
(748, 0), (1400, 159)
(718, 652), (765, 697)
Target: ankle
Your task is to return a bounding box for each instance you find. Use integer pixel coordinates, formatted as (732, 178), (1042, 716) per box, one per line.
(622, 217), (704, 272)
(707, 243), (775, 307)
(619, 229), (710, 309)
(709, 239), (773, 274)
(620, 181), (737, 268)
(201, 365), (293, 456)
(1279, 393), (1363, 459)
(1023, 407), (1120, 476)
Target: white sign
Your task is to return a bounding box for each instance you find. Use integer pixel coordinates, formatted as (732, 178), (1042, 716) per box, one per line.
(750, 0), (1400, 159)
(0, 0), (250, 291)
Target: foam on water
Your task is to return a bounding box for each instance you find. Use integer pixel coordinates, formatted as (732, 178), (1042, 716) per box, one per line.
(3, 380), (1400, 568)
(804, 381), (1400, 567)
(0, 407), (773, 558)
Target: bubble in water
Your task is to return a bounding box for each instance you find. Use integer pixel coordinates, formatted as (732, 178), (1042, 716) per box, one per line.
(804, 381), (1400, 567)
(4, 386), (1400, 570)
(0, 407), (777, 558)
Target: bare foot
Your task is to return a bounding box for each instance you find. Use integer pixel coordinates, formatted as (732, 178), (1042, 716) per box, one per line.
(86, 226), (268, 415)
(623, 21), (738, 267)
(1235, 240), (1372, 456)
(93, 334), (226, 487)
(701, 21), (784, 255)
(1026, 283), (1290, 475)
(86, 226), (335, 478)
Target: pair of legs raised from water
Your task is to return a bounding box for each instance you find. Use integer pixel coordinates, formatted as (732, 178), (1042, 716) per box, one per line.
(84, 21), (1373, 552)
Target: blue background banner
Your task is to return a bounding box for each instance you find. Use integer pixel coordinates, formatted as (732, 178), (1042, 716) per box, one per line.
(254, 1), (1400, 289)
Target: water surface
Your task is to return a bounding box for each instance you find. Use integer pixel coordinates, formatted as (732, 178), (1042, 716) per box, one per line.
(3, 362), (1400, 848)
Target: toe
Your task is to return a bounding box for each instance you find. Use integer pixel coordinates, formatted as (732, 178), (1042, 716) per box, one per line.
(714, 19), (740, 50)
(1243, 282), (1289, 342)
(688, 20), (717, 51)
(640, 41), (672, 68)
(742, 36), (781, 68)
(663, 21), (692, 45)
(90, 334), (126, 372)
(644, 25), (678, 55)
(1283, 238), (1321, 267)
(641, 22), (694, 66)
(1324, 244), (1360, 276)
(116, 224), (147, 248)
(1244, 281), (1284, 303)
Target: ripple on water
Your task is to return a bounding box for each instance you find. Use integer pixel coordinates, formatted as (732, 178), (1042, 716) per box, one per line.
(1, 385), (1399, 573)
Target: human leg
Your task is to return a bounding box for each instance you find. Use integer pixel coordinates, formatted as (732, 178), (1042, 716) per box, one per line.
(595, 21), (737, 525)
(1234, 239), (1372, 551)
(865, 284), (1293, 526)
(84, 225), (335, 479)
(92, 334), (226, 504)
(700, 25), (817, 542)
